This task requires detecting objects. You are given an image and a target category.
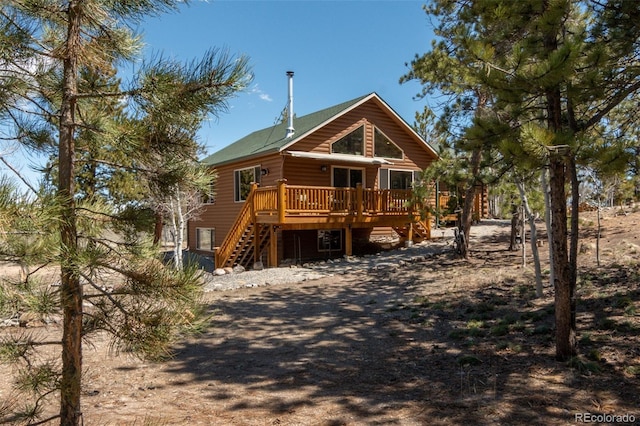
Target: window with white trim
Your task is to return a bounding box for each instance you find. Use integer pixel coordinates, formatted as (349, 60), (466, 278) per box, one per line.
(331, 126), (365, 156)
(374, 127), (403, 159)
(196, 228), (215, 251)
(234, 166), (261, 202)
(379, 168), (416, 190)
(333, 166), (363, 188)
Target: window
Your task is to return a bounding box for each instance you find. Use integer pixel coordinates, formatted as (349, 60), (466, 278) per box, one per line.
(234, 166), (261, 202)
(196, 228), (215, 251)
(374, 128), (403, 159)
(202, 182), (215, 204)
(318, 230), (342, 252)
(379, 168), (417, 190)
(331, 126), (364, 155)
(333, 167), (363, 188)
(390, 170), (413, 190)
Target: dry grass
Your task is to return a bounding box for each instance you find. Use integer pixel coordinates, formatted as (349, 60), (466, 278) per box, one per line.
(0, 209), (638, 425)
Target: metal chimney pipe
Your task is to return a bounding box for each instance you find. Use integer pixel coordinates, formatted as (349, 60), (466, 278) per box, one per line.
(285, 71), (295, 138)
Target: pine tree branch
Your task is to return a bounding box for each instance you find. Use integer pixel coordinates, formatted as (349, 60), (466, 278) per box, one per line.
(583, 79), (640, 131)
(0, 156), (38, 195)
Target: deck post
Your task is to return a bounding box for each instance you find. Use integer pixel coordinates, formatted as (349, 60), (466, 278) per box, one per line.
(277, 179), (287, 223)
(356, 183), (364, 220)
(345, 225), (353, 256)
(269, 226), (278, 267)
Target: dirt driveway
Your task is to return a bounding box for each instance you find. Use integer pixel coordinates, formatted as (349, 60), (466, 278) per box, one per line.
(2, 210), (639, 425)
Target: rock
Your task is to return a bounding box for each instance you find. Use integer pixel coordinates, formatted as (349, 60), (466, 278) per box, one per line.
(213, 268), (226, 276)
(252, 261), (264, 270)
(233, 265), (245, 273)
(223, 267), (234, 275)
(19, 312), (43, 327)
(1, 319), (20, 327)
(374, 262), (397, 273)
(580, 243), (595, 253)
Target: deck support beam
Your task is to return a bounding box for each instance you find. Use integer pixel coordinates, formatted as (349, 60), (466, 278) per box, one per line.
(269, 226), (278, 267)
(345, 225), (353, 256)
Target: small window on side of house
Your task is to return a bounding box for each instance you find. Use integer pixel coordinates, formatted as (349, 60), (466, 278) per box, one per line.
(202, 181), (215, 204)
(234, 166), (261, 202)
(317, 230), (342, 252)
(196, 228), (215, 251)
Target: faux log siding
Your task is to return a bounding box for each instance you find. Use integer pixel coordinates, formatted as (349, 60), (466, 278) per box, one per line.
(189, 97), (439, 254)
(287, 98), (436, 171)
(282, 157), (333, 187)
(189, 153), (283, 250)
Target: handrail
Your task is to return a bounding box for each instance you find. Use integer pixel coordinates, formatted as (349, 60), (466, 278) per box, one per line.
(214, 188), (256, 268)
(271, 185), (419, 217)
(215, 183), (430, 268)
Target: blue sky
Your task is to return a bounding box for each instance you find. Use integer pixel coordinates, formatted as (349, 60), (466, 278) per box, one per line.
(138, 0), (434, 154)
(3, 1), (435, 189)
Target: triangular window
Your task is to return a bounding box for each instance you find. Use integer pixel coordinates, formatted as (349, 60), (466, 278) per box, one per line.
(331, 126), (364, 156)
(374, 128), (403, 159)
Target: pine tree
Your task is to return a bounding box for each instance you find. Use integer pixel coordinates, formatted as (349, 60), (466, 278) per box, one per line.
(0, 1), (251, 424)
(407, 0), (640, 360)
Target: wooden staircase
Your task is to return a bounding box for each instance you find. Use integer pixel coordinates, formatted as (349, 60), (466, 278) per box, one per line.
(392, 219), (431, 243)
(214, 190), (271, 269)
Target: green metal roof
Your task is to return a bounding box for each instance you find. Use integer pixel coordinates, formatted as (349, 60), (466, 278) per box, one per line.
(201, 94), (371, 166)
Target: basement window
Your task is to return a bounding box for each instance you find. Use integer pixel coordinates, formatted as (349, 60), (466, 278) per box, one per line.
(196, 228), (215, 251)
(317, 229), (342, 252)
(331, 126), (364, 156)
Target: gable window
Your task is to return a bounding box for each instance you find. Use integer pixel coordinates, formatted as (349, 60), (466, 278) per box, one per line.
(331, 126), (364, 156)
(234, 166), (261, 202)
(374, 128), (403, 159)
(196, 228), (215, 251)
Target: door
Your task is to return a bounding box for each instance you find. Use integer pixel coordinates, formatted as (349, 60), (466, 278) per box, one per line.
(333, 167), (363, 188)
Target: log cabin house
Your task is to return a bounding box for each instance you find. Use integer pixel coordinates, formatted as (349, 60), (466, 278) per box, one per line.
(188, 87), (451, 269)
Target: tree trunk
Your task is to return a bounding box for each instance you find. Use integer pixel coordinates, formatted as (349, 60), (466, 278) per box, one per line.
(596, 197), (601, 266)
(153, 211), (163, 245)
(174, 188), (184, 271)
(550, 154), (576, 360)
(59, 2), (83, 424)
(509, 202), (519, 251)
(543, 15), (576, 359)
(541, 168), (554, 288)
(568, 155), (579, 311)
(460, 147), (482, 258)
(518, 180), (543, 298)
(168, 195), (180, 270)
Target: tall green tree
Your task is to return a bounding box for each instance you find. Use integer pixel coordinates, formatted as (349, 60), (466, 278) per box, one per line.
(402, 9), (493, 257)
(0, 1), (250, 425)
(407, 0), (640, 360)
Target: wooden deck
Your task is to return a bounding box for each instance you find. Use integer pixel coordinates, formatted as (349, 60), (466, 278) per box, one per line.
(214, 180), (431, 269)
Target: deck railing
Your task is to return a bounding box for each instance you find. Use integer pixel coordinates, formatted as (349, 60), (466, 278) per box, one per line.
(215, 181), (429, 268)
(251, 181), (421, 219)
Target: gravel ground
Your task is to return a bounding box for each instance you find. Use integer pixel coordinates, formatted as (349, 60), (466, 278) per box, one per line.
(201, 220), (510, 292)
